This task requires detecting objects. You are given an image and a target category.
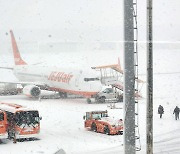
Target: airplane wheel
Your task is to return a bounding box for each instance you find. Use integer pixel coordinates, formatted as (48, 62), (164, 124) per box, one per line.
(118, 95), (123, 102)
(63, 93), (67, 98)
(91, 123), (97, 132)
(87, 98), (91, 104)
(59, 92), (67, 98)
(99, 96), (106, 103)
(104, 125), (110, 135)
(119, 131), (123, 135)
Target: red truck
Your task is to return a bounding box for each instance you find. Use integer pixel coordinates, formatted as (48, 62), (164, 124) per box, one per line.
(84, 110), (123, 135)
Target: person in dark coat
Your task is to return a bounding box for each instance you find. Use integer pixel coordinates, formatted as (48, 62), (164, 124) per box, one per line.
(158, 105), (164, 118)
(173, 106), (180, 120)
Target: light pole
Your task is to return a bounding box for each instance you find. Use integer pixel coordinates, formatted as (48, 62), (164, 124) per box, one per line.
(123, 0), (135, 153)
(146, 0), (153, 154)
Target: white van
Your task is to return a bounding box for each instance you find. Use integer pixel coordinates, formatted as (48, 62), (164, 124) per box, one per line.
(95, 86), (123, 103)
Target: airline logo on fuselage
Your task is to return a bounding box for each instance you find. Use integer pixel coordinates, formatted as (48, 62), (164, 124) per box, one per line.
(48, 72), (73, 84)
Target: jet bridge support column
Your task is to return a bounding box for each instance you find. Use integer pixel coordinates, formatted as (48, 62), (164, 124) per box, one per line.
(123, 0), (135, 154)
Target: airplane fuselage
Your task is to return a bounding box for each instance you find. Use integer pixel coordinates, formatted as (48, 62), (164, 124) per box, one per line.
(13, 65), (102, 97)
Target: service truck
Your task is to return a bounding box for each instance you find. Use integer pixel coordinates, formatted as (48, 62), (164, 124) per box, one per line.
(84, 110), (123, 135)
(95, 86), (123, 103)
(0, 83), (19, 95)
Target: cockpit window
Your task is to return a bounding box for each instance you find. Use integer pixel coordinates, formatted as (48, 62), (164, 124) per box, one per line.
(84, 78), (99, 82)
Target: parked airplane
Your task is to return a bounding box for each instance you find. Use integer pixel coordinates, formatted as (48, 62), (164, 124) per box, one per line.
(0, 30), (102, 99)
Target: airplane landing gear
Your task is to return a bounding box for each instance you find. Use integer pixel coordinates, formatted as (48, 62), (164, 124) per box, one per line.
(59, 92), (67, 98)
(87, 98), (91, 104)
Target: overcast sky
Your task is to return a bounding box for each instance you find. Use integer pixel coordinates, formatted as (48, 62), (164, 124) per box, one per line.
(0, 0), (179, 43)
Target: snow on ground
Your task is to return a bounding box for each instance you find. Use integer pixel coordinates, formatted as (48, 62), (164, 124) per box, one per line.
(0, 96), (124, 154)
(0, 49), (180, 154)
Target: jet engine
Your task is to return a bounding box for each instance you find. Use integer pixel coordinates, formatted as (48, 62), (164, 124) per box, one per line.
(23, 85), (41, 97)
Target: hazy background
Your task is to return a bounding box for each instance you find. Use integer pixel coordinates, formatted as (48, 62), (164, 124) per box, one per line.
(0, 0), (179, 75)
(0, 0), (179, 49)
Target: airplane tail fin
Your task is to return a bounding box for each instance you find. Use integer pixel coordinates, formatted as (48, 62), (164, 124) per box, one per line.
(10, 30), (27, 65)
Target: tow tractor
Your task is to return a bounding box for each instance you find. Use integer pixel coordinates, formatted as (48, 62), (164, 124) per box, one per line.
(83, 110), (123, 135)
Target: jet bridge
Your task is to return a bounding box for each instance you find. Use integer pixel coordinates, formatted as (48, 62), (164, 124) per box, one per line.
(92, 64), (144, 100)
(92, 63), (123, 86)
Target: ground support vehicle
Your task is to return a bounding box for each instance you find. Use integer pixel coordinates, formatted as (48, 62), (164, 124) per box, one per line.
(0, 102), (41, 143)
(94, 87), (123, 103)
(84, 110), (123, 135)
(0, 83), (20, 95)
(0, 110), (8, 139)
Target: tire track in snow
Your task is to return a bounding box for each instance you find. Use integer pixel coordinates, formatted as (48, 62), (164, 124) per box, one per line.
(153, 128), (180, 153)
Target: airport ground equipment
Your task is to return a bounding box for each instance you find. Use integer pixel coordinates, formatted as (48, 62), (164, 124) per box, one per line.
(84, 110), (123, 135)
(0, 102), (42, 143)
(0, 83), (20, 95)
(95, 86), (123, 103)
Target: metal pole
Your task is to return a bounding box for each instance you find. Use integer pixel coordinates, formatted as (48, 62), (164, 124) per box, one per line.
(123, 0), (135, 153)
(146, 0), (153, 154)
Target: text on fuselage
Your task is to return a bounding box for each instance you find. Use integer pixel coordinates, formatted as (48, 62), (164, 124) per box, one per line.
(48, 72), (73, 84)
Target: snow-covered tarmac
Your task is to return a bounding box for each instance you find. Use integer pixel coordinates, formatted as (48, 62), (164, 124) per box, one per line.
(0, 49), (180, 154)
(0, 95), (124, 154)
(0, 79), (180, 154)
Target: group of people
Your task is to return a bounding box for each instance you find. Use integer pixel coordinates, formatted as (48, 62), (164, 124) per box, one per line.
(158, 105), (180, 120)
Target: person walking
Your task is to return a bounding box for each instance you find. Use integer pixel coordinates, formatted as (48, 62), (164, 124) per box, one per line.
(173, 106), (180, 120)
(158, 105), (164, 118)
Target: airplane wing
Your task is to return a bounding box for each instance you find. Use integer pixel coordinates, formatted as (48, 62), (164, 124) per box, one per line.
(0, 66), (49, 88)
(0, 67), (14, 70)
(0, 81), (49, 88)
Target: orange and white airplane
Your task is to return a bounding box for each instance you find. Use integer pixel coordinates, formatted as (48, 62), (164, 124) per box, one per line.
(0, 30), (102, 99)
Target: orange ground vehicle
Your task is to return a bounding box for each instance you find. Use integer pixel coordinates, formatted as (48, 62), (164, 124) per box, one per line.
(0, 110), (8, 139)
(84, 110), (123, 135)
(0, 102), (41, 142)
